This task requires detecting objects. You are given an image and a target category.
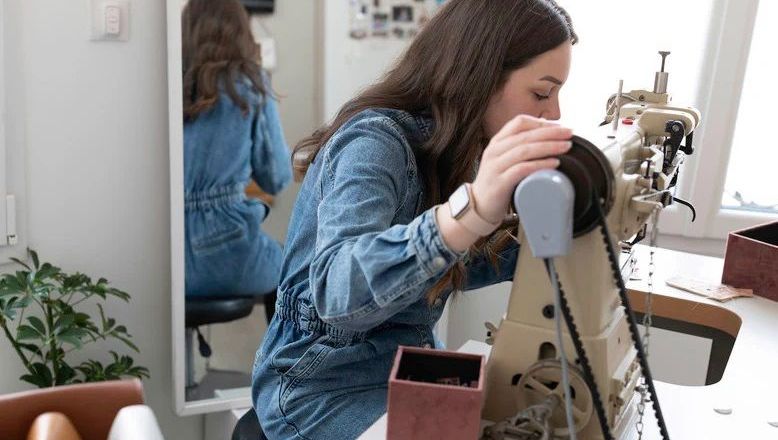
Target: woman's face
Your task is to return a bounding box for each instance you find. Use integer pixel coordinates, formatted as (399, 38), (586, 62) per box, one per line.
(483, 41), (573, 138)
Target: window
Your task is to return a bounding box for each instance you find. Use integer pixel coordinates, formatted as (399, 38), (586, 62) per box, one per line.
(557, 0), (714, 132)
(676, 0), (777, 238)
(560, 0), (777, 239)
(721, 0), (777, 214)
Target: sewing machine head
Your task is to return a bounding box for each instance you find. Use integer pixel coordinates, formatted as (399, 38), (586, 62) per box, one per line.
(554, 51), (701, 245)
(483, 52), (702, 440)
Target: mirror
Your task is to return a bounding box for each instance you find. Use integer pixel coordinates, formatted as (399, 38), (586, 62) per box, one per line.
(167, 0), (319, 415)
(167, 0), (446, 415)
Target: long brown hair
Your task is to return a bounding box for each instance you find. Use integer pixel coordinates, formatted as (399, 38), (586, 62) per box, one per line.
(296, 0), (577, 301)
(182, 0), (265, 120)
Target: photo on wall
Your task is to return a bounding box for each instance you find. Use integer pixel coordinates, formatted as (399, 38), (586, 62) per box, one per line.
(348, 0), (446, 40)
(392, 5), (414, 22)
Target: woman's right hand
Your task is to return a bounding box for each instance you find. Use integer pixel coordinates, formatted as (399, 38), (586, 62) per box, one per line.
(471, 114), (573, 225)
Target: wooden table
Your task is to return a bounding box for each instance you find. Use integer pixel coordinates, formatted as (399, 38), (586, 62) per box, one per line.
(359, 246), (778, 439)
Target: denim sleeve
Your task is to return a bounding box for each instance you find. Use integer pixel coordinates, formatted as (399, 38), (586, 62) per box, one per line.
(251, 91), (292, 195)
(310, 119), (463, 332)
(463, 239), (519, 291)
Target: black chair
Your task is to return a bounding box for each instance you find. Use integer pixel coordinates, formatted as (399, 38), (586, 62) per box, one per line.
(185, 292), (277, 388)
(232, 409), (268, 440)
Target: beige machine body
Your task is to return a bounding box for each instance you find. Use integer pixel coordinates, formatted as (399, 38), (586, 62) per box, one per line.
(482, 84), (701, 439)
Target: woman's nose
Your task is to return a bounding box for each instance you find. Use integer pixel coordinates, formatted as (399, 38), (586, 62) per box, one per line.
(542, 99), (561, 121)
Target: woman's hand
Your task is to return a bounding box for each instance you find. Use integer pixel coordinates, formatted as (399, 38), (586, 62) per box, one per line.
(436, 115), (572, 253)
(471, 115), (572, 224)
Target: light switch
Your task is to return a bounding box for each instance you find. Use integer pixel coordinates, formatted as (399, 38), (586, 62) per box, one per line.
(91, 0), (129, 41)
(5, 195), (17, 246)
(105, 5), (121, 35)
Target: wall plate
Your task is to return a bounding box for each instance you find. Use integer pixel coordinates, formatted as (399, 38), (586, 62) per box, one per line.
(90, 0), (130, 42)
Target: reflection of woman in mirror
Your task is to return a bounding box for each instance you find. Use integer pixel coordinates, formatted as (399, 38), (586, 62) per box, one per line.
(251, 1), (576, 438)
(182, 0), (291, 304)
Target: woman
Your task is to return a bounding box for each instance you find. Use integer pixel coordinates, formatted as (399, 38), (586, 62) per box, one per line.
(252, 1), (576, 438)
(182, 0), (291, 301)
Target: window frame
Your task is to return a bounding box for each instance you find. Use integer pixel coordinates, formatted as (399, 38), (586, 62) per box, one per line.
(659, 0), (777, 239)
(0, 0), (28, 264)
(0, 0), (8, 249)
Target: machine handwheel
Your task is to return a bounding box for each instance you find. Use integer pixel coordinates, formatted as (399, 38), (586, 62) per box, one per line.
(516, 360), (594, 437)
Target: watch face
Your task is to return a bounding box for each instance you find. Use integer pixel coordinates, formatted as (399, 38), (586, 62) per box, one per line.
(449, 185), (470, 219)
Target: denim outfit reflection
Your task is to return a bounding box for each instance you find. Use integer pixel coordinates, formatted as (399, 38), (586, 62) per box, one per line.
(252, 109), (518, 439)
(184, 79), (291, 298)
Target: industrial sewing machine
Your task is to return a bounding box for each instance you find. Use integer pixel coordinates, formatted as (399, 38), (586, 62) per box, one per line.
(481, 52), (701, 440)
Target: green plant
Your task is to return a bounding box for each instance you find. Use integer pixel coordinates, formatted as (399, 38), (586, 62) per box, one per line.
(0, 249), (149, 387)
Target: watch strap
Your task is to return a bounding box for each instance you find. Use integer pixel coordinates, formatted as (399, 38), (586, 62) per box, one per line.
(457, 184), (500, 236)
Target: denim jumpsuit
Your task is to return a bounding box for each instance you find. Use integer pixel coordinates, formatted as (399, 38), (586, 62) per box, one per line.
(184, 78), (292, 298)
(252, 108), (519, 439)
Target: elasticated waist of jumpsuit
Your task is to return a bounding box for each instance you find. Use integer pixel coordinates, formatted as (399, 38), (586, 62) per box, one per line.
(276, 293), (371, 344)
(185, 183), (247, 211)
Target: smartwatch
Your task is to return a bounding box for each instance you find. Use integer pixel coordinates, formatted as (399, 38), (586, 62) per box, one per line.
(448, 183), (500, 236)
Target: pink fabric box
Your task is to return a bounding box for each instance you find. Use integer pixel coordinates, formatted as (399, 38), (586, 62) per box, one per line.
(386, 346), (485, 440)
(722, 220), (778, 302)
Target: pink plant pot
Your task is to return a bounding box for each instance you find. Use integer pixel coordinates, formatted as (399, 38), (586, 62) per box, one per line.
(722, 220), (778, 302)
(386, 345), (485, 440)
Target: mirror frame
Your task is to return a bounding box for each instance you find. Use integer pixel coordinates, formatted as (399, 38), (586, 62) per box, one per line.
(166, 0), (253, 416)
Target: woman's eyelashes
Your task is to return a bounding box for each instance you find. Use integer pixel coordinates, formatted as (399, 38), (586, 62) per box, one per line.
(533, 91), (550, 101)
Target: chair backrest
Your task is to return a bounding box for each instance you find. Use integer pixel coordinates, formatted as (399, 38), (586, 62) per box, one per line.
(0, 379), (144, 440)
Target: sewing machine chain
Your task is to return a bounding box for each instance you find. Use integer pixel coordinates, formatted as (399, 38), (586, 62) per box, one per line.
(636, 208), (660, 440)
(595, 198), (670, 440)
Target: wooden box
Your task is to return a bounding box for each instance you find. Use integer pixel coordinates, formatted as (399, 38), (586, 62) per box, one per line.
(722, 220), (778, 302)
(386, 346), (485, 440)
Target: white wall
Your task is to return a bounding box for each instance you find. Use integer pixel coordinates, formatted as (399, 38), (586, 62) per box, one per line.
(321, 1), (408, 121)
(0, 0), (202, 438)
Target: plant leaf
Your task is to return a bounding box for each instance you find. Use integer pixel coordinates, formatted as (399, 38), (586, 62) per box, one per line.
(30, 249), (40, 270)
(27, 316), (47, 337)
(58, 334), (82, 348)
(4, 274), (25, 292)
(0, 279), (15, 297)
(20, 374), (46, 388)
(18, 342), (43, 357)
(97, 304), (107, 329)
(15, 295), (32, 309)
(107, 288), (131, 302)
(35, 263), (60, 281)
(9, 257), (31, 271)
(113, 325), (128, 335)
(54, 363), (77, 385)
(74, 312), (91, 324)
(53, 315), (75, 334)
(56, 327), (88, 347)
(112, 334), (139, 352)
(17, 325), (42, 341)
(2, 298), (18, 321)
(20, 362), (53, 388)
